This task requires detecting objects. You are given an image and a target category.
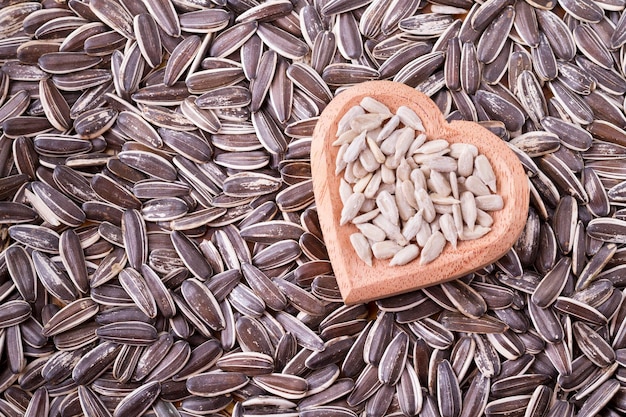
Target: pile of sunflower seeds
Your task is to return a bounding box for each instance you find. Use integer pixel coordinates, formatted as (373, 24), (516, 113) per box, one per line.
(3, 0), (626, 416)
(335, 98), (502, 267)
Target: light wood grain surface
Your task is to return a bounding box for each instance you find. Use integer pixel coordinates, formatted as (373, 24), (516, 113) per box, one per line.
(311, 80), (530, 304)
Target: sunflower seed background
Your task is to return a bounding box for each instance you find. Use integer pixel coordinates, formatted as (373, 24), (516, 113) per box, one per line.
(2, 0), (626, 416)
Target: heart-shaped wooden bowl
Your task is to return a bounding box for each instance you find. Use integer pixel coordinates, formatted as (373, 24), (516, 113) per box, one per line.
(311, 81), (529, 304)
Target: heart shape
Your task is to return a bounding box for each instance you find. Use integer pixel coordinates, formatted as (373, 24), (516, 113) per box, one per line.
(311, 81), (529, 304)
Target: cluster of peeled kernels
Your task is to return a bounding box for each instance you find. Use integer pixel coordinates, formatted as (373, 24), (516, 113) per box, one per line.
(334, 97), (503, 266)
